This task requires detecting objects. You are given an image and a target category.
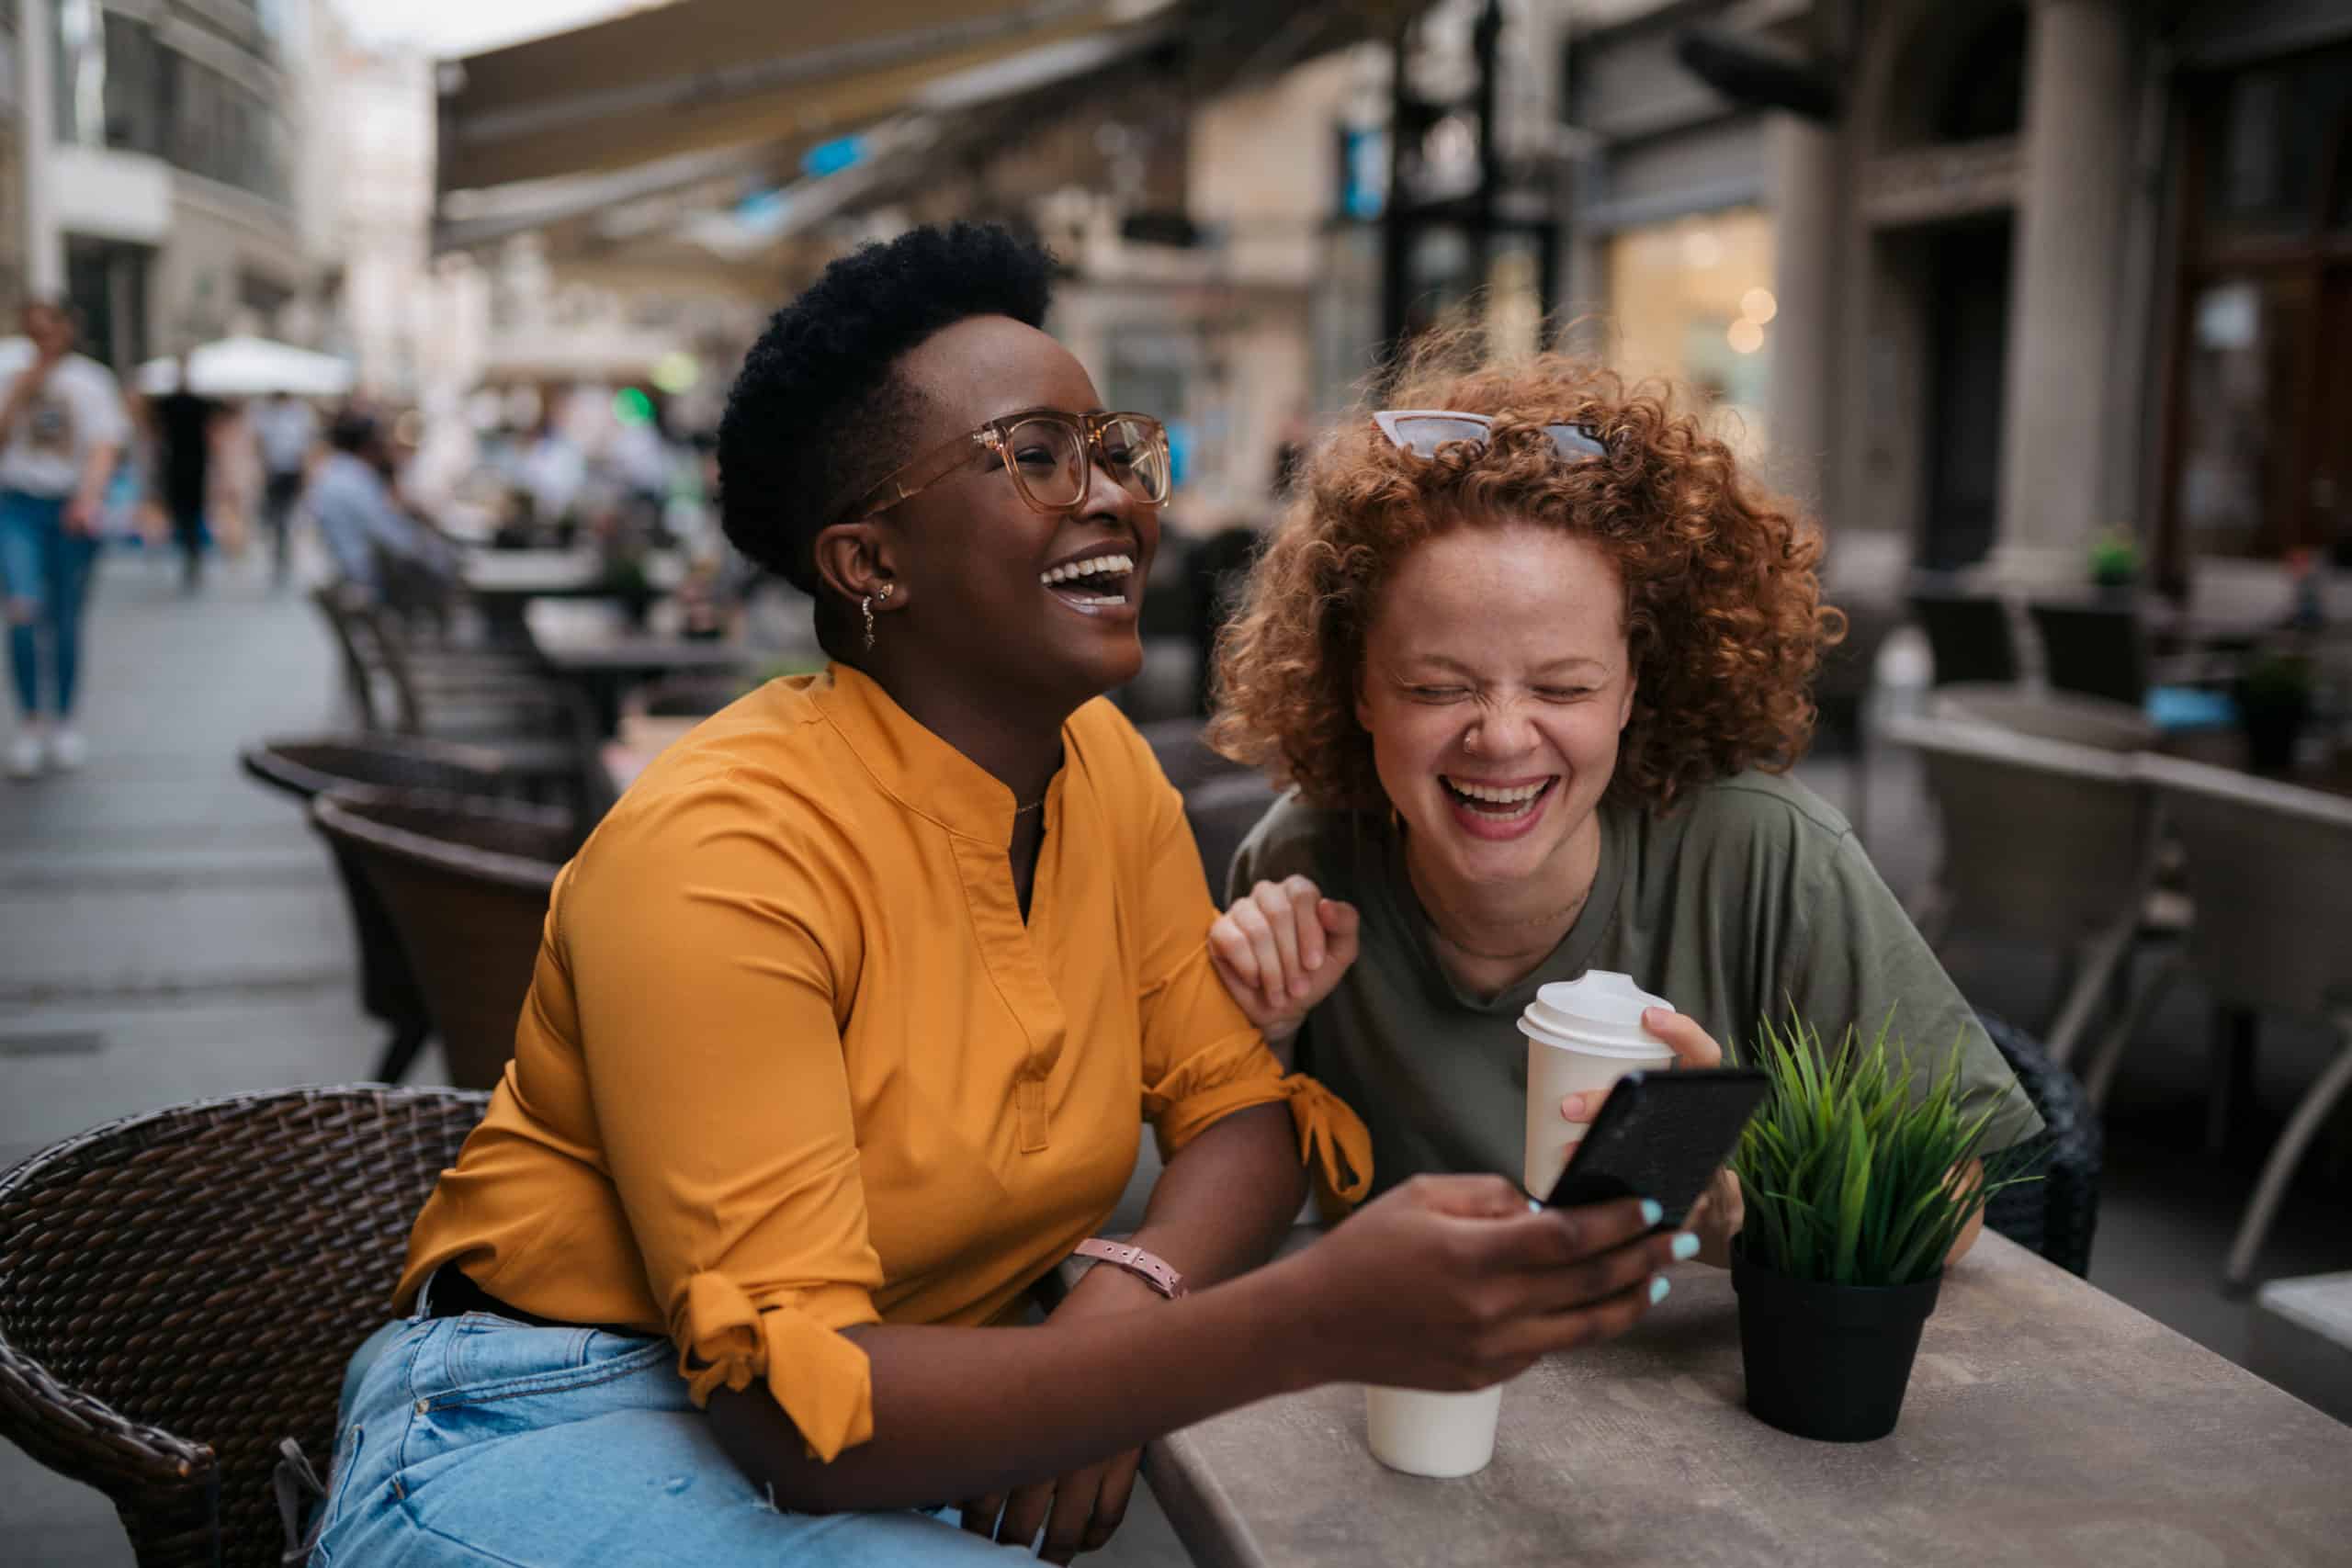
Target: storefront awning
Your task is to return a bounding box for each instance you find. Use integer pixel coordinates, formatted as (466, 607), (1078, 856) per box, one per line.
(436, 0), (1130, 193)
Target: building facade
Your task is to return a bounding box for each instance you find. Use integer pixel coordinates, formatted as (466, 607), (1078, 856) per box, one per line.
(1565, 0), (2352, 597)
(13, 0), (329, 367)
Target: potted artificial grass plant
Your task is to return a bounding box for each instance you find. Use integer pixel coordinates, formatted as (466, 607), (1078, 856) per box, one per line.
(1728, 1013), (2033, 1443)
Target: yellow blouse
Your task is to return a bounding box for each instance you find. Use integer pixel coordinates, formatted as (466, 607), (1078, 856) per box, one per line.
(395, 665), (1370, 1461)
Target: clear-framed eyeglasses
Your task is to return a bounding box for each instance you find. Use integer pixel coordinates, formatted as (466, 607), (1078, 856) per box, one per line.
(842, 410), (1172, 525)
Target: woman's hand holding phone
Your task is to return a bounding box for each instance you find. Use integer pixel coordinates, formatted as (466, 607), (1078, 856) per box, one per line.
(1277, 1175), (1685, 1393)
(1557, 1009), (1742, 1267)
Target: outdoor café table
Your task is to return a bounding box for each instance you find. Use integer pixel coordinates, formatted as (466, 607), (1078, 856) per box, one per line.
(1077, 1230), (2352, 1567)
(523, 598), (755, 736)
(463, 547), (687, 640)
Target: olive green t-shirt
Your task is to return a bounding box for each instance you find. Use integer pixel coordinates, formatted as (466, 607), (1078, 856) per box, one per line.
(1229, 771), (2043, 1199)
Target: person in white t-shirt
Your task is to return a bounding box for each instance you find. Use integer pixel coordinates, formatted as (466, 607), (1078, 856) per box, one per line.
(0, 299), (130, 779)
(252, 391), (316, 588)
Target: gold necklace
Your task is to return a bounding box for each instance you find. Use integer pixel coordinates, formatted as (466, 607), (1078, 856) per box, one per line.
(1427, 897), (1587, 963)
(1012, 797), (1046, 816)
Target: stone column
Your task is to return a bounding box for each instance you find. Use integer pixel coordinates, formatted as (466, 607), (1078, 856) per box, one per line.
(1764, 113), (1839, 519)
(17, 0), (62, 299)
(1994, 0), (2134, 584)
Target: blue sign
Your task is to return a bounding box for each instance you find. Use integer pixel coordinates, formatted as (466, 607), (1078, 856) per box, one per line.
(801, 136), (866, 178)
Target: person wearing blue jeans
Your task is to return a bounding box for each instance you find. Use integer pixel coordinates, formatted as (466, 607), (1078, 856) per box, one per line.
(0, 299), (127, 780)
(309, 1306), (1037, 1566)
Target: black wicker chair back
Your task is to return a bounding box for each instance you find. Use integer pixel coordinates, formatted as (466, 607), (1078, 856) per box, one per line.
(240, 738), (514, 1084)
(0, 1087), (488, 1567)
(312, 789), (569, 1091)
(1977, 1011), (2102, 1278)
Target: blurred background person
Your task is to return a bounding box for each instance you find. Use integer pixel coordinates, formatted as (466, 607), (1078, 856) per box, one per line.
(0, 299), (129, 780)
(252, 392), (317, 588)
(153, 361), (221, 593)
(308, 409), (453, 601)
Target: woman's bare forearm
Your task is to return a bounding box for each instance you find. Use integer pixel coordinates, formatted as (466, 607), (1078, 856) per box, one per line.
(1125, 1101), (1306, 1288)
(706, 1260), (1319, 1513)
(708, 1103), (1314, 1512)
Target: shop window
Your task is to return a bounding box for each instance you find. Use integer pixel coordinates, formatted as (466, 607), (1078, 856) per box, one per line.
(2174, 276), (2312, 560)
(1601, 207), (1775, 456)
(2199, 51), (2352, 243)
(1933, 8), (2026, 142)
(2160, 43), (2352, 570)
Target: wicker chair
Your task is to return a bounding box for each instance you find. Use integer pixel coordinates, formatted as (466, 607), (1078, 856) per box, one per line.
(1881, 710), (2163, 1064)
(1185, 773), (1282, 908)
(0, 1086), (488, 1568)
(311, 789), (569, 1091)
(240, 736), (518, 1086)
(311, 585), (596, 808)
(2090, 754), (2352, 1288)
(1975, 1011), (2102, 1278)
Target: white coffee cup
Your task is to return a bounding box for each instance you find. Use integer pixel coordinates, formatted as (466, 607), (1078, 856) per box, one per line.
(1520, 970), (1677, 1199)
(1363, 1382), (1506, 1478)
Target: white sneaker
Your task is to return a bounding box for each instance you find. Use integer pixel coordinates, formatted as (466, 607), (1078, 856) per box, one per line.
(6, 732), (42, 780)
(48, 728), (86, 771)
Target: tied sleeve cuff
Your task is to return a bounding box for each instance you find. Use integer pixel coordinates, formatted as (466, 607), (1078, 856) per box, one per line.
(1280, 1074), (1374, 1207)
(1148, 1071), (1374, 1207)
(673, 1271), (878, 1463)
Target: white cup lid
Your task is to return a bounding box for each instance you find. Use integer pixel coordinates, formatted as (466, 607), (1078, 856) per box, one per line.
(1519, 970), (1675, 1055)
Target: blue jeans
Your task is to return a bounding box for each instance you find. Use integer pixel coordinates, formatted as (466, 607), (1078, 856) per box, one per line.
(311, 1312), (1035, 1566)
(0, 490), (98, 719)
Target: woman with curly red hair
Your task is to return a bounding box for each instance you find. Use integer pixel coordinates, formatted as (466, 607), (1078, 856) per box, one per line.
(1206, 344), (2040, 1262)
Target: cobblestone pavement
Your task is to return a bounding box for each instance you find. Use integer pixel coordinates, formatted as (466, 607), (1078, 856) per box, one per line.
(3, 547), (2343, 1564)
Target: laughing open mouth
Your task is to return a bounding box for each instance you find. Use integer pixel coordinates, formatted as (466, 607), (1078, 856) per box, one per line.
(1040, 552), (1135, 609)
(1441, 774), (1559, 820)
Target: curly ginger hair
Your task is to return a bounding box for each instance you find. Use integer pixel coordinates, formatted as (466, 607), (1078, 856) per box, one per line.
(1209, 345), (1846, 814)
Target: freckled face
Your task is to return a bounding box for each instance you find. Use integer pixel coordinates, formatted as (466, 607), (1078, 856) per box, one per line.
(1355, 524), (1635, 890)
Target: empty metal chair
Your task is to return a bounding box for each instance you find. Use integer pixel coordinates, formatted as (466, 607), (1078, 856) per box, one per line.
(2084, 755), (2352, 1288)
(1908, 590), (2020, 687)
(0, 1086), (487, 1567)
(311, 789), (571, 1091)
(1881, 711), (2160, 1064)
(240, 735), (518, 1084)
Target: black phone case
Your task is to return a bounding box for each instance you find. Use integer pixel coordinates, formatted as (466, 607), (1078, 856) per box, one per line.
(1544, 1067), (1770, 1227)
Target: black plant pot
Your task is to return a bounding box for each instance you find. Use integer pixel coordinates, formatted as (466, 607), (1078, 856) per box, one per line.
(2238, 697), (2309, 775)
(1732, 1247), (1941, 1442)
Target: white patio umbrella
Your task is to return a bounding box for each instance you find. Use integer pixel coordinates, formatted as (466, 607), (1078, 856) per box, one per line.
(134, 336), (356, 398)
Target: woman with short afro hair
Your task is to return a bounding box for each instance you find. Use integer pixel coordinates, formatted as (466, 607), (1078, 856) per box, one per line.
(308, 227), (1691, 1567)
(1207, 335), (2043, 1265)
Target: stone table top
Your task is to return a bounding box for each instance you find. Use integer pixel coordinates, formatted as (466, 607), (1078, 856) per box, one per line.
(1137, 1232), (2352, 1567)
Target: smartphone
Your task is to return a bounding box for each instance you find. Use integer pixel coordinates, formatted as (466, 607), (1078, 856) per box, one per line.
(1543, 1067), (1770, 1228)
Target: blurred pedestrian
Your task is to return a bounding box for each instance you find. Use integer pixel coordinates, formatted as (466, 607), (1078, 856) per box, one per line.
(309, 410), (452, 598)
(153, 359), (220, 592)
(252, 391), (316, 588)
(0, 299), (129, 780)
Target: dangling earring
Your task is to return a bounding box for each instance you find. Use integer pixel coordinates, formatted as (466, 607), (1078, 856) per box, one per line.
(862, 582), (894, 651)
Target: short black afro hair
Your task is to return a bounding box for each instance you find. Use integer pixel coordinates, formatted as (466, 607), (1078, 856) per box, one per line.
(718, 222), (1056, 594)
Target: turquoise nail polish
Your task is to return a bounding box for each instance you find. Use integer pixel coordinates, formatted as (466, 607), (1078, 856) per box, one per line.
(1526, 1198), (1544, 1213)
(1639, 1200), (1664, 1227)
(1670, 1232), (1702, 1262)
(1648, 1276), (1670, 1305)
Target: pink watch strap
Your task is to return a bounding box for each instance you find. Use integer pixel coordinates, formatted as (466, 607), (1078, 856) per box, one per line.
(1074, 1238), (1188, 1299)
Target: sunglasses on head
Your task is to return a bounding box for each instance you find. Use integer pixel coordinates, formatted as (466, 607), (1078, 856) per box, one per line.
(1374, 409), (1608, 464)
